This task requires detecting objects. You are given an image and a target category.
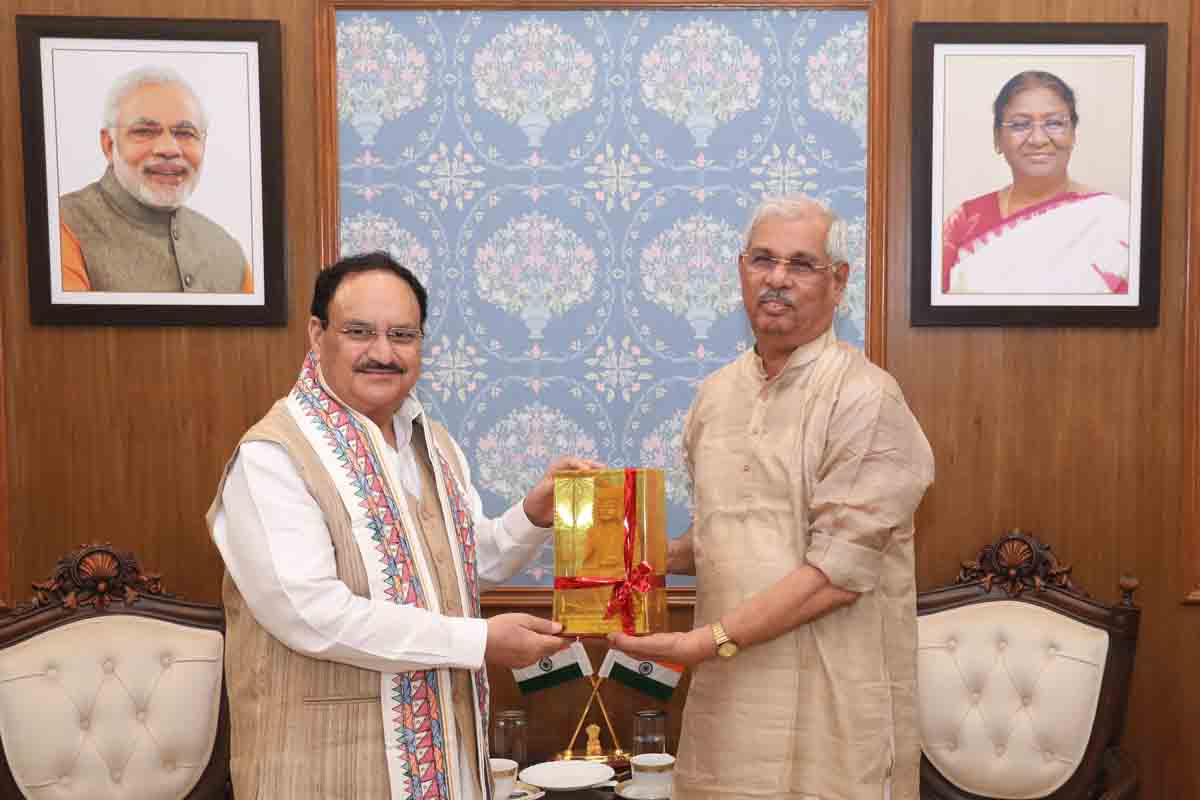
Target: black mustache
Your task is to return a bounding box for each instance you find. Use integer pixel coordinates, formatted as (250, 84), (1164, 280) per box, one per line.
(355, 361), (406, 374)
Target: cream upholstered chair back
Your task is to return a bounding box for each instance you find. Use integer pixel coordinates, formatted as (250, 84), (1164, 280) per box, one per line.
(0, 544), (229, 799)
(917, 531), (1140, 800)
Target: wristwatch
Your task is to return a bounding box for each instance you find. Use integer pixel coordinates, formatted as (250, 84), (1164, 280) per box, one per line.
(711, 622), (739, 658)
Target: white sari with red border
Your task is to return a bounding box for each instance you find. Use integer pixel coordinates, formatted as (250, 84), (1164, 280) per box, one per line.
(942, 190), (1130, 295)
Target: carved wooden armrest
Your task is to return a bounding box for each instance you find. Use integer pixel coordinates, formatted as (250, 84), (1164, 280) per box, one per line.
(1098, 746), (1139, 800)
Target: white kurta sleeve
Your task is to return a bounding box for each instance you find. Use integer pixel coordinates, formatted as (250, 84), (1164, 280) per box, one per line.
(211, 440), (489, 673)
(440, 433), (553, 591)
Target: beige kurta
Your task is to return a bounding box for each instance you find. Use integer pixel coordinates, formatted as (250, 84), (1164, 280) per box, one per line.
(676, 328), (934, 800)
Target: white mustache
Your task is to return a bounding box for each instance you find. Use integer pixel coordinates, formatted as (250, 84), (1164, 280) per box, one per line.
(758, 289), (794, 307)
(141, 159), (192, 176)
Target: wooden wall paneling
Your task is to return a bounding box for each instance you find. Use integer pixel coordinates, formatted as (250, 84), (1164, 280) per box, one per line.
(0, 0), (1196, 796)
(0, 0), (322, 606)
(0, 265), (7, 609)
(866, 0), (890, 364)
(887, 1), (1197, 797)
(1184, 0), (1200, 606)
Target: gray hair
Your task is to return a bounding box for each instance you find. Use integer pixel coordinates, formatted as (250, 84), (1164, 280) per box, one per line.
(743, 195), (849, 265)
(102, 66), (208, 131)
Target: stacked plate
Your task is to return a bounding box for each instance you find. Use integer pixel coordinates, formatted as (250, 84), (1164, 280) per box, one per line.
(613, 779), (672, 799)
(506, 782), (547, 799)
(517, 761), (615, 792)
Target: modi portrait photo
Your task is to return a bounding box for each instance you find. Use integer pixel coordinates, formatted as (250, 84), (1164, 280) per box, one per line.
(16, 16), (285, 325)
(910, 23), (1166, 326)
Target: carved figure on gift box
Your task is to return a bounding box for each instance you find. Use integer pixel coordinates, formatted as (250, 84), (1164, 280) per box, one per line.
(582, 496), (625, 573)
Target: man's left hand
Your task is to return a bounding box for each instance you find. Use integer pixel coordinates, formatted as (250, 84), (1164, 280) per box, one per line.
(523, 456), (606, 527)
(606, 628), (716, 668)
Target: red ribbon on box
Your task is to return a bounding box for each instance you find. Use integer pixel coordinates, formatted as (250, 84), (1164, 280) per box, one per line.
(553, 468), (665, 634)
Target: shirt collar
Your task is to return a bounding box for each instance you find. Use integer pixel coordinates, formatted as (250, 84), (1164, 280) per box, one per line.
(751, 325), (837, 382)
(389, 394), (425, 450)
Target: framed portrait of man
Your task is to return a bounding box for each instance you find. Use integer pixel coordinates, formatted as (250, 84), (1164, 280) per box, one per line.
(910, 23), (1166, 327)
(16, 16), (286, 325)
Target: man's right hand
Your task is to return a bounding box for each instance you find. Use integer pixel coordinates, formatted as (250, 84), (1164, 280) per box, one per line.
(484, 613), (566, 669)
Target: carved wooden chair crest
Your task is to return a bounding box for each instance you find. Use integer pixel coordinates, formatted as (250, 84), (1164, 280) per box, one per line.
(0, 544), (230, 799)
(918, 530), (1140, 800)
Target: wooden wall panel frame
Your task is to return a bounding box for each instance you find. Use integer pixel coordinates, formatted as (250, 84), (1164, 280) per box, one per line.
(0, 302), (7, 607)
(315, 0), (890, 605)
(1185, 0), (1200, 605)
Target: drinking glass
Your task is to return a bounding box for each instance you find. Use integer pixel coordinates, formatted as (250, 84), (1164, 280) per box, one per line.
(632, 709), (667, 755)
(492, 709), (528, 767)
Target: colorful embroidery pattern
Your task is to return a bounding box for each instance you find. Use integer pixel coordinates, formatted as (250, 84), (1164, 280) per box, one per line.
(435, 448), (492, 733)
(393, 672), (449, 799)
(436, 450), (481, 612)
(291, 352), (450, 800)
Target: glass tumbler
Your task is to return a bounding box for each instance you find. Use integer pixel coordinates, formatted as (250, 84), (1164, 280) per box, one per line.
(492, 709), (528, 767)
(632, 709), (667, 755)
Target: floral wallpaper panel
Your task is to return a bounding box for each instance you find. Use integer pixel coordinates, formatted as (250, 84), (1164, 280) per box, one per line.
(335, 8), (871, 585)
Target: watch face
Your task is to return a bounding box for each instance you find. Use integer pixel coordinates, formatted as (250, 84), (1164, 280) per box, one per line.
(717, 641), (738, 658)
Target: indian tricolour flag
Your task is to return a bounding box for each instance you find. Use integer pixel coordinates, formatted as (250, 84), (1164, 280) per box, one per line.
(599, 649), (684, 701)
(513, 640), (593, 694)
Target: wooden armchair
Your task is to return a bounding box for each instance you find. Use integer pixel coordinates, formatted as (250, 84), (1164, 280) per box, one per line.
(918, 531), (1140, 800)
(0, 544), (230, 799)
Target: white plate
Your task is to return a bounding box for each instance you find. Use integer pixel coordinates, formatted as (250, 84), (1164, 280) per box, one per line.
(615, 779), (673, 799)
(518, 760), (615, 791)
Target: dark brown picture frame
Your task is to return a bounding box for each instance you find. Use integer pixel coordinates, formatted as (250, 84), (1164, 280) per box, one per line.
(16, 16), (287, 326)
(910, 22), (1166, 327)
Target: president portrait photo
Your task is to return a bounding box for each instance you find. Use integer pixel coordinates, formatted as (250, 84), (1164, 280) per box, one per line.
(35, 36), (266, 308)
(929, 45), (1148, 310)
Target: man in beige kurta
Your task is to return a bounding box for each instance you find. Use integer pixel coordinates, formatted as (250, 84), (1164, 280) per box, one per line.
(610, 196), (934, 800)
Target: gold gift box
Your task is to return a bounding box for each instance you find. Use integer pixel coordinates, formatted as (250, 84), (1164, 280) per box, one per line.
(552, 468), (667, 636)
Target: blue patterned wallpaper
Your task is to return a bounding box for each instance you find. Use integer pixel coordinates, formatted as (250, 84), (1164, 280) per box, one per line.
(334, 8), (870, 585)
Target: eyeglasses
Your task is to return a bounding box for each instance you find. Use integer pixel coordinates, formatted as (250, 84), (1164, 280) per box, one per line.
(998, 117), (1072, 139)
(115, 122), (206, 146)
(335, 324), (423, 347)
(740, 251), (838, 277)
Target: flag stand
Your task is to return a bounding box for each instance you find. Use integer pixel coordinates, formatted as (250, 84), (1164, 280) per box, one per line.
(555, 675), (629, 765)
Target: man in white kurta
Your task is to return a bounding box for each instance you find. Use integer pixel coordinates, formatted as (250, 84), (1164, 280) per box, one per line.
(611, 196), (934, 800)
(209, 252), (596, 799)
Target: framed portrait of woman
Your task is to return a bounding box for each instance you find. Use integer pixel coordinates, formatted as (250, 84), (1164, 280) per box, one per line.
(910, 23), (1166, 327)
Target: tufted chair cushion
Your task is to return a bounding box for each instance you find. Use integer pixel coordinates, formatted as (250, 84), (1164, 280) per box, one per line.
(918, 600), (1109, 800)
(0, 615), (224, 800)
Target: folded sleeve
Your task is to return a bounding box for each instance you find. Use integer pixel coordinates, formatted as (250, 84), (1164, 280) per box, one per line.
(805, 381), (934, 593)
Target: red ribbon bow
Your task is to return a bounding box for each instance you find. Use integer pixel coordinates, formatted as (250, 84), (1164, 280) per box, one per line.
(553, 468), (664, 634)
